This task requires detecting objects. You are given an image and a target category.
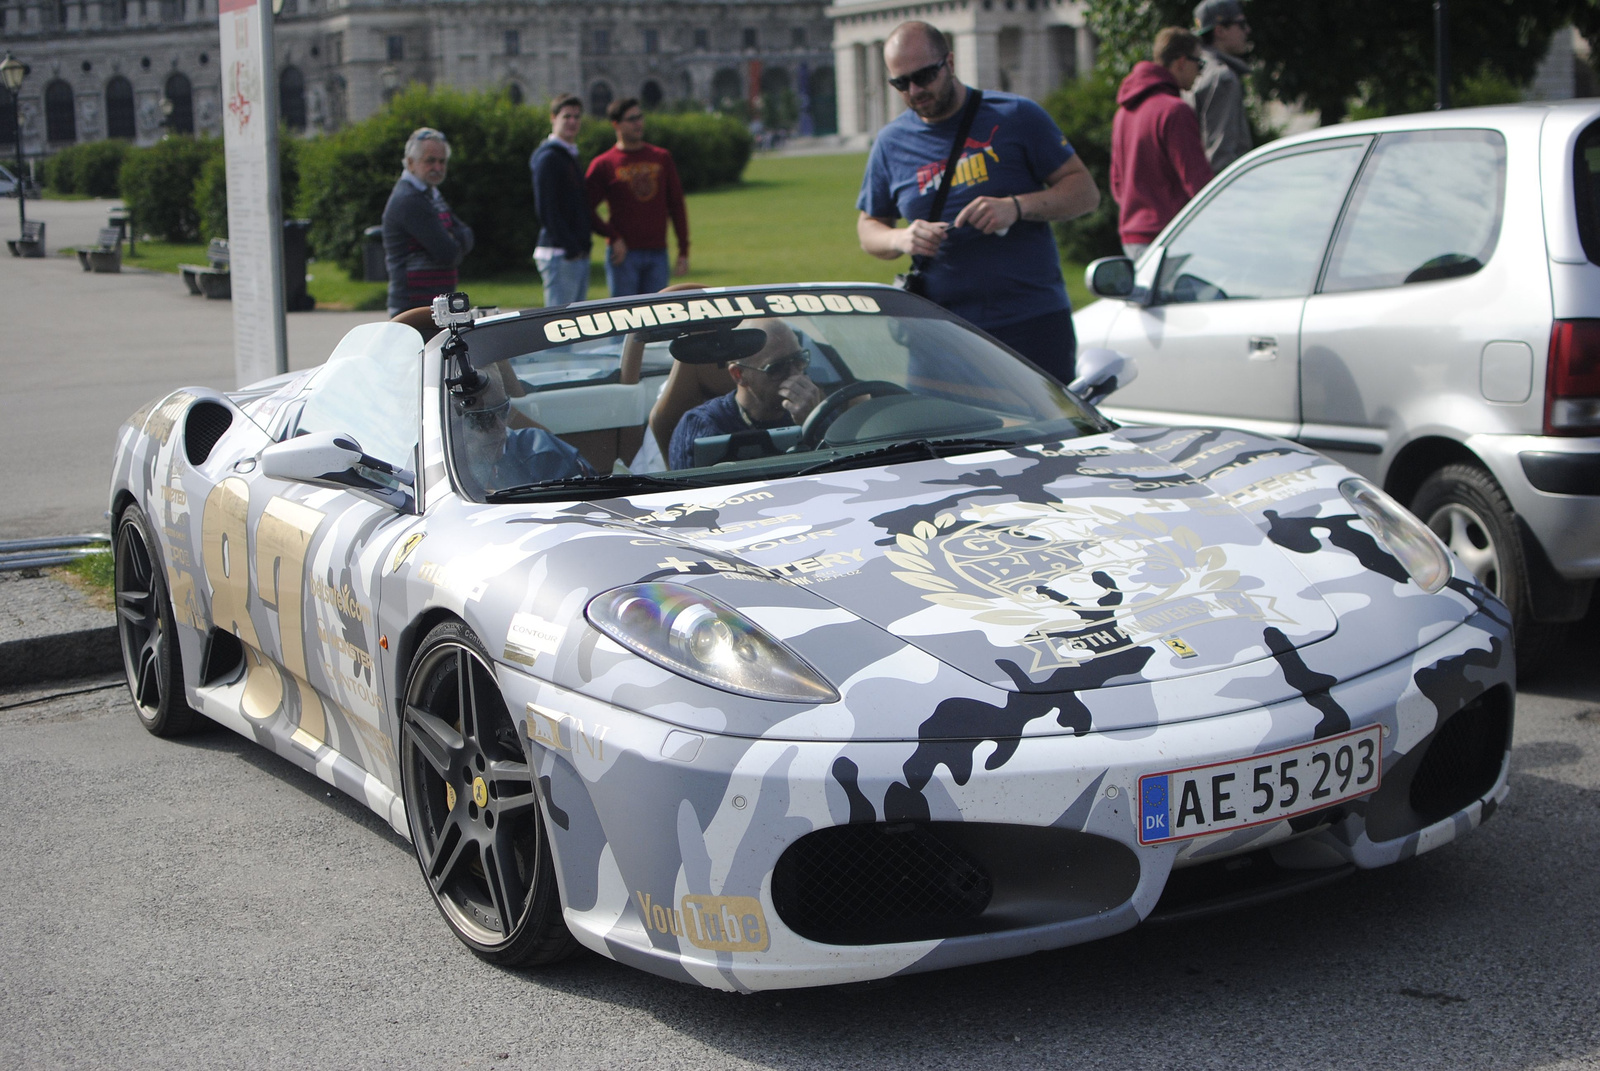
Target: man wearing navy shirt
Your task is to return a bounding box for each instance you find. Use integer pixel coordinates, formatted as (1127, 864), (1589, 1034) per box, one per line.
(668, 320), (823, 470)
(857, 21), (1100, 381)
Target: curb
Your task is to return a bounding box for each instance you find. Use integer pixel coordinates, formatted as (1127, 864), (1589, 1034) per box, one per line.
(0, 628), (122, 687)
(0, 571), (121, 689)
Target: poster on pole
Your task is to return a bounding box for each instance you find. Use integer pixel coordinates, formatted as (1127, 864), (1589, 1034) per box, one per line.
(219, 0), (287, 386)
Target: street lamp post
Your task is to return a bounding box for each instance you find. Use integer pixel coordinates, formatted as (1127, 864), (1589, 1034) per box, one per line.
(1, 53), (30, 240)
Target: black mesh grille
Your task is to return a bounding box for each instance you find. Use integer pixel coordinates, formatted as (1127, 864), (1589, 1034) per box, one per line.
(184, 401), (234, 466)
(1409, 691), (1510, 824)
(773, 823), (992, 945)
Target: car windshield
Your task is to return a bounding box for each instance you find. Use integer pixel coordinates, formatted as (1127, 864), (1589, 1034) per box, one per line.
(442, 287), (1109, 503)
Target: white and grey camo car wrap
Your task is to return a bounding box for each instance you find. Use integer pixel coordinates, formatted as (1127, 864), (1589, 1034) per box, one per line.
(108, 305), (1512, 993)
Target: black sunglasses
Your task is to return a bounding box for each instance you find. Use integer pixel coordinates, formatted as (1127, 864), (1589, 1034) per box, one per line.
(888, 57), (947, 93)
(737, 352), (809, 378)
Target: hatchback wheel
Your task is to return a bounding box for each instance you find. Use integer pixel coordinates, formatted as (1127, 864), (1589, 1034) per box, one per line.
(1412, 464), (1559, 674)
(400, 621), (576, 966)
(114, 504), (201, 736)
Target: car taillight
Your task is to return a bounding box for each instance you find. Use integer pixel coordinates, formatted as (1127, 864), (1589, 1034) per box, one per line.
(1546, 319), (1600, 435)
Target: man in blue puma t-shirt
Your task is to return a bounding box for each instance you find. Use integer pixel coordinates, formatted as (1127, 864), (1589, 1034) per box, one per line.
(857, 20), (1100, 382)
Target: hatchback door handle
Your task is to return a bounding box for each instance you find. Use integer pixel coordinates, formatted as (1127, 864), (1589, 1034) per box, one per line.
(1248, 336), (1278, 360)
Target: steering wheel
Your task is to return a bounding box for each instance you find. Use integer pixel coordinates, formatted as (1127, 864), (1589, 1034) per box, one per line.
(796, 380), (910, 450)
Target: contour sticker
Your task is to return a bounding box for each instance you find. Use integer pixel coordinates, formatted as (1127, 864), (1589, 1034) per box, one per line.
(504, 612), (567, 667)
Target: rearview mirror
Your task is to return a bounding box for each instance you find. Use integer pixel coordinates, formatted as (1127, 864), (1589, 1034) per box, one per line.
(1068, 348), (1138, 406)
(1085, 257), (1135, 299)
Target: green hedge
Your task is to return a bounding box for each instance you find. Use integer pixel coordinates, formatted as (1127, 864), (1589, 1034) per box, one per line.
(194, 131), (302, 242)
(41, 139), (130, 198)
(1042, 72), (1122, 264)
(298, 85), (753, 277)
(119, 137), (223, 242)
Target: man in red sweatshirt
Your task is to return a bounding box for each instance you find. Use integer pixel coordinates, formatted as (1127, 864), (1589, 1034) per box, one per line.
(1110, 28), (1214, 260)
(586, 97), (691, 296)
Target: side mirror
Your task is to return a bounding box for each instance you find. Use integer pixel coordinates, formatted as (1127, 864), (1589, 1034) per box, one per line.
(1085, 256), (1135, 299)
(260, 431), (415, 510)
(1068, 348), (1138, 406)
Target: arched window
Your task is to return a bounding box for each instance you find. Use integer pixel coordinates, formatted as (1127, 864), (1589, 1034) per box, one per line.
(279, 66), (306, 130)
(809, 66), (837, 136)
(588, 81), (612, 116)
(106, 76), (137, 139)
(0, 86), (15, 147)
(45, 79), (77, 144)
(710, 67), (742, 114)
(640, 80), (663, 109)
(506, 82), (524, 105)
(164, 71), (193, 134)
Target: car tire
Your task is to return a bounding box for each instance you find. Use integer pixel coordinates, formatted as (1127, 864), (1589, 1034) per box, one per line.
(1411, 463), (1561, 674)
(113, 503), (203, 737)
(400, 620), (577, 967)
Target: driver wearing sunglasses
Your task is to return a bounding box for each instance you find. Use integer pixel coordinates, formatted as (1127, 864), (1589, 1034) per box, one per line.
(668, 320), (823, 470)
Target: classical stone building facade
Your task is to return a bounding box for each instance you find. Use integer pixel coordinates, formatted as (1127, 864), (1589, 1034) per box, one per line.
(0, 0), (838, 158)
(827, 0), (1092, 145)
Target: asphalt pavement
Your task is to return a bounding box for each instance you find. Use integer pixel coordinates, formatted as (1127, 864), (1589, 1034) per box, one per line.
(0, 632), (1595, 1069)
(0, 198), (379, 541)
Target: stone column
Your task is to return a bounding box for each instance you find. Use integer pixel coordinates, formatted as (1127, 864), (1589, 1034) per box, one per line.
(833, 39), (859, 138)
(953, 26), (998, 91)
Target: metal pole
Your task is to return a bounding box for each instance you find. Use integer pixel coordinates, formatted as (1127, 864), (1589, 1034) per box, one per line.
(1434, 0), (1450, 110)
(12, 94), (23, 234)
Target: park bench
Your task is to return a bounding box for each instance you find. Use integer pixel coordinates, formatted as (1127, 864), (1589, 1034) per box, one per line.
(76, 228), (123, 273)
(6, 219), (45, 258)
(179, 238), (231, 299)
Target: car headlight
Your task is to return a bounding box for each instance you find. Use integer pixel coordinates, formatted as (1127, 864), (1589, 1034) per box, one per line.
(586, 583), (839, 704)
(1339, 477), (1452, 593)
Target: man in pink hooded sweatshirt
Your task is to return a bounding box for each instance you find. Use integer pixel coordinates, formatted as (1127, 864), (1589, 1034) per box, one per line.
(1110, 28), (1214, 259)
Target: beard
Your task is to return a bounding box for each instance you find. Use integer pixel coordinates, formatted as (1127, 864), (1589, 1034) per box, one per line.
(908, 75), (959, 121)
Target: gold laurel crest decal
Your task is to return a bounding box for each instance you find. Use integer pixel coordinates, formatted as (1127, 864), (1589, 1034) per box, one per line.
(887, 503), (1266, 671)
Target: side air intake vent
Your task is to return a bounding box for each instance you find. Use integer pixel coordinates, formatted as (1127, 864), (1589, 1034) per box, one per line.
(185, 401), (234, 466)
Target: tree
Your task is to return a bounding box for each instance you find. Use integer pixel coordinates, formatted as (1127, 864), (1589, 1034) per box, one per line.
(1085, 0), (1581, 123)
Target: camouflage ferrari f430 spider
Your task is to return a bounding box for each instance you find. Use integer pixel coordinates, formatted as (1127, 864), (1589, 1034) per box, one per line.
(109, 284), (1513, 990)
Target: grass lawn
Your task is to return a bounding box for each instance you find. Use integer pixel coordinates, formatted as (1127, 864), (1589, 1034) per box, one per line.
(127, 152), (1092, 312)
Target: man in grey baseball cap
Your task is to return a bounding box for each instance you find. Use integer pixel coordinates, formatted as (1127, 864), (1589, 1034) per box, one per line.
(1189, 0), (1253, 170)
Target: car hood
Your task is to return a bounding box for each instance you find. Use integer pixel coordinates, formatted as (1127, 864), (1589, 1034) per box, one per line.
(593, 429), (1340, 694)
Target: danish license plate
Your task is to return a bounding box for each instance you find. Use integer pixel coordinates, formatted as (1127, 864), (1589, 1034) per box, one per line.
(1138, 725), (1383, 845)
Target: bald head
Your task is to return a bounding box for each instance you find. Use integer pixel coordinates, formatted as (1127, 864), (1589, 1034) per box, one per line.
(884, 21), (963, 122)
(885, 21), (948, 64)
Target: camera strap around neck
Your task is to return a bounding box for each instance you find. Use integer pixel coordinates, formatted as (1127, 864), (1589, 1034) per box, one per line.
(911, 86), (984, 275)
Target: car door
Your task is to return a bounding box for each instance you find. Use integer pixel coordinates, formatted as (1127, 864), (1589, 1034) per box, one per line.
(1298, 127), (1537, 480)
(199, 326), (422, 787)
(1097, 138), (1371, 439)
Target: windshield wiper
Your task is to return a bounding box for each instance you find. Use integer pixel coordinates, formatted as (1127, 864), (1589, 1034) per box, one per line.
(486, 471), (697, 502)
(795, 437), (1019, 477)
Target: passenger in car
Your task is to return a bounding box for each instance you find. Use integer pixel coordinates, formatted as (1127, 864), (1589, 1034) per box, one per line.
(452, 368), (595, 496)
(668, 320), (824, 470)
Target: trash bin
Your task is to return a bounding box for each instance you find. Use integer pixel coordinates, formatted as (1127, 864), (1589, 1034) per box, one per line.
(282, 218), (315, 312)
(362, 224), (387, 283)
(108, 209), (128, 242)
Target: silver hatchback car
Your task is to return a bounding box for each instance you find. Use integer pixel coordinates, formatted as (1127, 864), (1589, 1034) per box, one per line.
(1075, 101), (1600, 670)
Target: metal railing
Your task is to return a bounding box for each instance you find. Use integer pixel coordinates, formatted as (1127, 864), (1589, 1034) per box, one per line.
(0, 534), (110, 572)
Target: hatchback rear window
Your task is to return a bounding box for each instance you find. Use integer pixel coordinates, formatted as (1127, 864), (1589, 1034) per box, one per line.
(1321, 129), (1505, 293)
(1571, 119), (1600, 266)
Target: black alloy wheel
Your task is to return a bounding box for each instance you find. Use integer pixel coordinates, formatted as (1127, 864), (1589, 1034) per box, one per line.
(113, 504), (201, 736)
(400, 621), (575, 966)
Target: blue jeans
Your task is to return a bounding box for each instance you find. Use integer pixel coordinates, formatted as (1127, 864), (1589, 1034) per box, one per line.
(606, 248), (670, 298)
(537, 252), (590, 307)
